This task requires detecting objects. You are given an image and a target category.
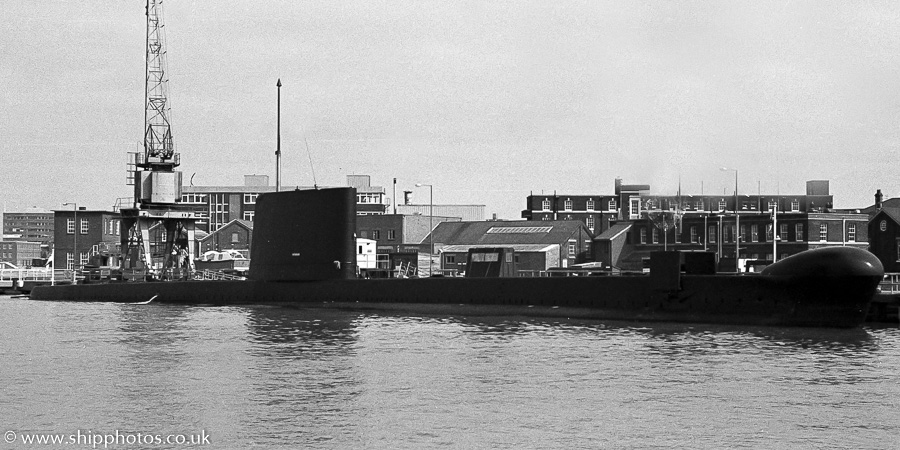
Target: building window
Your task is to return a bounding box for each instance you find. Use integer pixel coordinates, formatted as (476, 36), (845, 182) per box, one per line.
(568, 240), (576, 258)
(542, 199), (551, 211)
(388, 230), (396, 240)
(181, 193), (208, 203)
(779, 223), (787, 241)
(243, 211), (255, 221)
(697, 200), (705, 211)
(740, 225), (746, 242)
(718, 200), (727, 212)
(751, 224), (758, 242)
(66, 252), (74, 270)
(847, 223), (856, 242)
(630, 198), (641, 220)
(690, 226), (698, 243)
(587, 199), (595, 211)
(768, 200), (778, 212)
(356, 193), (383, 204)
(640, 228), (647, 244)
(586, 215), (595, 231)
(674, 228), (682, 243)
(608, 199), (617, 211)
(766, 224), (773, 241)
(243, 193), (259, 204)
(210, 194), (228, 231)
(795, 223), (804, 241)
(728, 225), (736, 243)
(445, 254), (456, 264)
(708, 225), (716, 244)
(791, 200), (800, 211)
(80, 218), (89, 235)
(372, 230), (380, 240)
(819, 223), (827, 242)
(67, 219), (75, 234)
(652, 228), (659, 244)
(231, 232), (240, 243)
(564, 199), (573, 211)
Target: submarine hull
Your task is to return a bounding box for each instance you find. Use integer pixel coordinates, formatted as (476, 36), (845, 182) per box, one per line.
(30, 269), (879, 328)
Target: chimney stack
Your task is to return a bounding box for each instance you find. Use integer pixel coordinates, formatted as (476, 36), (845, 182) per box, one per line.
(876, 189), (883, 211)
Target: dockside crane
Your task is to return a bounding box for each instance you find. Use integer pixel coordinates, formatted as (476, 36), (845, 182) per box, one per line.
(121, 0), (197, 279)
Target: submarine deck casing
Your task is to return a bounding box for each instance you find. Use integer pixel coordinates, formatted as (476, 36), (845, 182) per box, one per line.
(30, 187), (884, 328)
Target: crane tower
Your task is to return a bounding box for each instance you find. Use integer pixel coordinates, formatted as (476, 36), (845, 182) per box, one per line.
(121, 0), (197, 279)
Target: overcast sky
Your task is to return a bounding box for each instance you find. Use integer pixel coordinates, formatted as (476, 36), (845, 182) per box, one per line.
(2, 0), (899, 217)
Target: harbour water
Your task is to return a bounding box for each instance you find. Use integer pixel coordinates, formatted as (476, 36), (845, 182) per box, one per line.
(1, 295), (898, 449)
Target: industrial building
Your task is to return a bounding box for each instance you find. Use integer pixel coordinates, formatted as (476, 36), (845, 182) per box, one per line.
(425, 220), (593, 274)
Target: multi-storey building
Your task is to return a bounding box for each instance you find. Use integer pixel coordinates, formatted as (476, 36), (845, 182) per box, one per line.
(52, 209), (122, 270)
(0, 241), (42, 268)
(181, 174), (389, 233)
(396, 204), (486, 222)
(2, 210), (54, 245)
(525, 179), (868, 271)
(347, 175), (389, 216)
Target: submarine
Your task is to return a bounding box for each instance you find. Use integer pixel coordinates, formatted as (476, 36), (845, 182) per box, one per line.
(30, 187), (884, 328)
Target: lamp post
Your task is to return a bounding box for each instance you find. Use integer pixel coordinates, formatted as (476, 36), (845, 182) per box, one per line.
(772, 202), (778, 263)
(63, 202), (77, 279)
(276, 78), (282, 192)
(720, 167), (739, 272)
(415, 183), (433, 277)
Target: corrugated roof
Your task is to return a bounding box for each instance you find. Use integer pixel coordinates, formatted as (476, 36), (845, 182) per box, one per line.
(485, 226), (553, 234)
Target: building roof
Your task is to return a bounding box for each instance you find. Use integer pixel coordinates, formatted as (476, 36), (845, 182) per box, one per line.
(441, 244), (558, 253)
(859, 198), (900, 214)
(199, 219), (253, 242)
(873, 208), (900, 225)
(595, 222), (632, 241)
(182, 185), (318, 194)
(429, 220), (591, 246)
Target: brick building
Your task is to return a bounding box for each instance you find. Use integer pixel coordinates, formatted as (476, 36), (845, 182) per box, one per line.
(526, 179), (868, 271)
(52, 209), (122, 270)
(0, 241), (42, 268)
(199, 219), (253, 255)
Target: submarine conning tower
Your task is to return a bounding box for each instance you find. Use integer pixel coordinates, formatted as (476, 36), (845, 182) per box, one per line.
(249, 187), (357, 281)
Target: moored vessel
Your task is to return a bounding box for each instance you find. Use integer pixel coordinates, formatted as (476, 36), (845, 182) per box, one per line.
(30, 188), (884, 328)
